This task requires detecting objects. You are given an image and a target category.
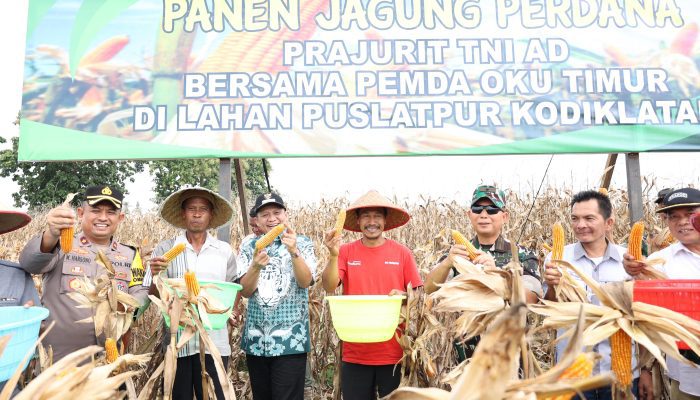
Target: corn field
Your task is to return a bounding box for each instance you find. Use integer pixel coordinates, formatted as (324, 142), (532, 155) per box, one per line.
(0, 186), (673, 398)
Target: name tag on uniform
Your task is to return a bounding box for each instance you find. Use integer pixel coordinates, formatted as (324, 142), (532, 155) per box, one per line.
(71, 266), (83, 274)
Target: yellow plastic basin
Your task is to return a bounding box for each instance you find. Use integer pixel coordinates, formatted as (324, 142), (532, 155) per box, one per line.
(326, 295), (405, 343)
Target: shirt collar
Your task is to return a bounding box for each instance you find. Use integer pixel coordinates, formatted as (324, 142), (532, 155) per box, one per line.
(177, 232), (219, 250)
(473, 235), (509, 253)
(79, 235), (118, 251)
(573, 240), (621, 262)
(670, 241), (700, 258)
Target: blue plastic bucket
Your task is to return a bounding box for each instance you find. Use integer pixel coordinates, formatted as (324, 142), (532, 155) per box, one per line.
(163, 280), (242, 330)
(0, 306), (50, 381)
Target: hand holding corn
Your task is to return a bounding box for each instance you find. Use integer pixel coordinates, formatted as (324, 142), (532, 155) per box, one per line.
(544, 261), (562, 286)
(45, 196), (76, 247)
(251, 247), (270, 270)
(323, 229), (341, 257)
(622, 252), (648, 276)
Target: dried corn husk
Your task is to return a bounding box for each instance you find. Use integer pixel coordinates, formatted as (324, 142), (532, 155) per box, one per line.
(147, 274), (235, 400)
(530, 260), (700, 379)
(67, 251), (141, 343)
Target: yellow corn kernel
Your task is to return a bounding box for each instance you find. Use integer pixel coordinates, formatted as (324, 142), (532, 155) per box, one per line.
(552, 224), (565, 260)
(542, 353), (595, 400)
(105, 337), (119, 363)
(60, 226), (74, 253)
(610, 329), (633, 388)
(162, 243), (186, 263)
(184, 270), (200, 297)
(629, 222), (645, 261)
(255, 224), (285, 252)
(334, 209), (346, 237)
(451, 230), (479, 261)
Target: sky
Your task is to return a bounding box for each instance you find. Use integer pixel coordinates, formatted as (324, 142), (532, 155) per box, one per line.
(1, 1), (699, 212)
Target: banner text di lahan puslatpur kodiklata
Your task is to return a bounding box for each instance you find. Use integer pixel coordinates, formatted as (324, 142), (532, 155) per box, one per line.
(133, 64), (700, 131)
(162, 0), (685, 33)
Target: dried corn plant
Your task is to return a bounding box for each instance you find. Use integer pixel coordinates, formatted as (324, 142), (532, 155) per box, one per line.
(68, 251), (142, 355)
(147, 273), (236, 400)
(530, 261), (700, 394)
(0, 183), (694, 399)
(388, 304), (614, 399)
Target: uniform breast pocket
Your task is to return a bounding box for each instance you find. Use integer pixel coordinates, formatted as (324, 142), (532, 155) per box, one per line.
(60, 260), (92, 294)
(113, 266), (132, 293)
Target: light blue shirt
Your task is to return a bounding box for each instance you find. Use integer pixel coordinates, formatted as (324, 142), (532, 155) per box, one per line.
(546, 241), (637, 376)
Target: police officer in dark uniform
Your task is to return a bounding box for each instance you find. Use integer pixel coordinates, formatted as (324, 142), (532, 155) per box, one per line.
(19, 185), (148, 361)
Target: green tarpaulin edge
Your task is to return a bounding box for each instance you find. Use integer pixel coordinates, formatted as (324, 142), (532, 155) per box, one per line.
(17, 119), (699, 161)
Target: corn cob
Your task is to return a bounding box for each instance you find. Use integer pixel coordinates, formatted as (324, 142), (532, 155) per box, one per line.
(255, 224), (286, 252)
(552, 223), (565, 260)
(542, 353), (595, 400)
(184, 270), (200, 297)
(60, 226), (74, 253)
(628, 221), (645, 260)
(162, 243), (186, 263)
(105, 338), (119, 363)
(59, 193), (77, 253)
(610, 329), (633, 388)
(334, 209), (346, 237)
(451, 230), (479, 260)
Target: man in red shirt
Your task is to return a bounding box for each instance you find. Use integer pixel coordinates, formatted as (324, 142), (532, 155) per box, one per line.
(322, 190), (423, 399)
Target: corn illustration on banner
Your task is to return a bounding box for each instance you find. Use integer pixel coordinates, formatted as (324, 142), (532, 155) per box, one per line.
(19, 0), (700, 161)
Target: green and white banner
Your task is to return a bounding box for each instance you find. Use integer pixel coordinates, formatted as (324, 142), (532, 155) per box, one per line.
(19, 0), (700, 160)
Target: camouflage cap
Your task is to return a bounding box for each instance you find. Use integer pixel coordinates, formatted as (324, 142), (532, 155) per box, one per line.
(471, 185), (506, 209)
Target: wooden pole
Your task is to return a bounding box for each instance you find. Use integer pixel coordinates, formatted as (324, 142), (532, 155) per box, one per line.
(234, 159), (249, 236)
(217, 158), (232, 242)
(625, 153), (643, 225)
(600, 153), (618, 189)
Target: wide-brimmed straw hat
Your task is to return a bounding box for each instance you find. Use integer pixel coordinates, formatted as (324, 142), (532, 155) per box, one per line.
(344, 190), (410, 232)
(0, 201), (31, 235)
(160, 187), (233, 229)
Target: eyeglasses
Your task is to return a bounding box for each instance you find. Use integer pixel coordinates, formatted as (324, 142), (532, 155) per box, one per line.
(471, 205), (502, 215)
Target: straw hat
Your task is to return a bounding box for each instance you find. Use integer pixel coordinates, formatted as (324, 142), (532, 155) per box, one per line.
(159, 187), (233, 229)
(0, 201), (31, 235)
(344, 190), (410, 232)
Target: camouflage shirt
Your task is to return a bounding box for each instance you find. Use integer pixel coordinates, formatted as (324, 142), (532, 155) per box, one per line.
(445, 235), (541, 363)
(445, 235), (541, 280)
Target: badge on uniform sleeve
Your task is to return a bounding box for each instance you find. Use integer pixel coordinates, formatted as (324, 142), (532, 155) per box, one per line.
(116, 281), (128, 292)
(115, 271), (128, 280)
(69, 278), (81, 291)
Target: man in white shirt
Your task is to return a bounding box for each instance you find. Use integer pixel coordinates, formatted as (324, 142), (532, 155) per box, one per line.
(544, 190), (637, 400)
(144, 187), (237, 400)
(624, 187), (700, 400)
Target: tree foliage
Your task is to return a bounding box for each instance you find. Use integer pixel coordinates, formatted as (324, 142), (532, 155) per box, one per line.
(148, 158), (272, 204)
(0, 136), (144, 209)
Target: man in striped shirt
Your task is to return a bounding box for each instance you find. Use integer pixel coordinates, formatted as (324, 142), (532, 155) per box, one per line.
(144, 187), (237, 400)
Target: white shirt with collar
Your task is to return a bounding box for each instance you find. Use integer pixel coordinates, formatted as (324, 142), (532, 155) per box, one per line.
(546, 241), (636, 376)
(648, 242), (700, 396)
(144, 233), (237, 357)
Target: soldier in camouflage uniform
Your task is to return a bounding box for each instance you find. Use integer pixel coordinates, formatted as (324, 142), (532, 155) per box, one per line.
(425, 184), (543, 362)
